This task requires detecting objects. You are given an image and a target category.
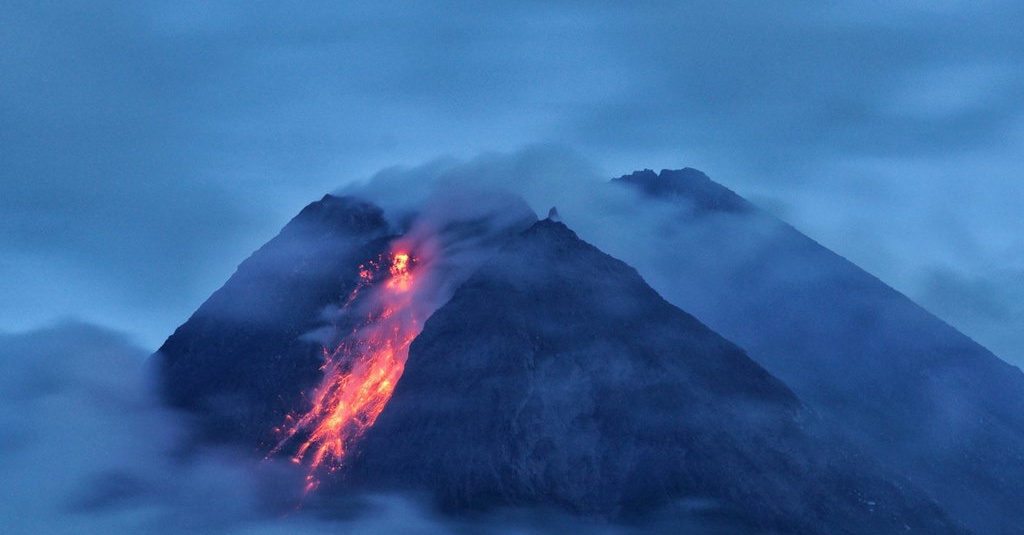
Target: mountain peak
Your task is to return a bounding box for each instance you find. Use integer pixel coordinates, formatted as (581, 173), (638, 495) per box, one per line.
(288, 194), (389, 236)
(157, 195), (394, 445)
(613, 168), (752, 213)
(523, 216), (578, 241)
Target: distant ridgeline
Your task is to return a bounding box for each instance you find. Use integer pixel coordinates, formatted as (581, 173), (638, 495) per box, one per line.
(155, 167), (1024, 534)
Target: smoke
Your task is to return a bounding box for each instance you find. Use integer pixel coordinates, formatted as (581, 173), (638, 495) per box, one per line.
(340, 148), (1021, 450)
(302, 180), (546, 352)
(340, 145), (1023, 369)
(336, 145), (1024, 534)
(393, 185), (541, 310)
(340, 146), (763, 317)
(334, 150), (648, 344)
(337, 148), (857, 394)
(337, 170), (547, 309)
(342, 147), (655, 277)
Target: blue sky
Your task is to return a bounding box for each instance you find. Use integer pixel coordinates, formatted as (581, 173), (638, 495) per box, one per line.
(2, 1), (1022, 364)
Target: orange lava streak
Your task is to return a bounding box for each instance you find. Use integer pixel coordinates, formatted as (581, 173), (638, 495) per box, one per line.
(270, 249), (423, 493)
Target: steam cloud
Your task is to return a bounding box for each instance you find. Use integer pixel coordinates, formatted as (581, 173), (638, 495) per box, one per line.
(342, 147), (762, 322)
(343, 146), (1023, 369)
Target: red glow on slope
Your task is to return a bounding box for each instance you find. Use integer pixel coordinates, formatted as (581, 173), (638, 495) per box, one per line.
(270, 247), (426, 493)
(387, 252), (412, 291)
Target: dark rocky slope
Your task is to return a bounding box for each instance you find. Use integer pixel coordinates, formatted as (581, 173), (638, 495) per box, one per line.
(156, 191), (537, 450)
(156, 195), (394, 448)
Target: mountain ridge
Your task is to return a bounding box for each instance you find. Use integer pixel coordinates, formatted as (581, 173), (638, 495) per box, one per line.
(157, 195), (395, 447)
(611, 167), (1024, 534)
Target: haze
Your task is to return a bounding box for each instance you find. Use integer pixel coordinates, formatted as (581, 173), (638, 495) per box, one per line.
(3, 2), (1021, 365)
(3, 3), (1024, 533)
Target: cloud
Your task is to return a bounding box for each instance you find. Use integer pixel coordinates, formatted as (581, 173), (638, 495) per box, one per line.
(343, 145), (1024, 368)
(2, 1), (1022, 362)
(5, 3), (1021, 531)
(0, 1), (266, 346)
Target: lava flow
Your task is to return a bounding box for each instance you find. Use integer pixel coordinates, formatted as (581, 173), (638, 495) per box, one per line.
(270, 247), (424, 493)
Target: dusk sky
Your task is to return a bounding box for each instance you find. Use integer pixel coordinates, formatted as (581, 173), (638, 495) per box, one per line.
(2, 1), (1022, 365)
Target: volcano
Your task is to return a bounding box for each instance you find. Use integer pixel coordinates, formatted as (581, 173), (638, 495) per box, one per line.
(155, 173), (1004, 533)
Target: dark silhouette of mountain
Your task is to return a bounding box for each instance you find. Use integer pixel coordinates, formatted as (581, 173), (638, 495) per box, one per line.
(157, 195), (395, 447)
(155, 185), (974, 533)
(614, 168), (1024, 535)
(156, 191), (538, 450)
(618, 168), (753, 214)
(343, 218), (964, 534)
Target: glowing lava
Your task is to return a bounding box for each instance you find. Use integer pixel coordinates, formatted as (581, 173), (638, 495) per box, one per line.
(388, 252), (412, 290)
(270, 248), (425, 493)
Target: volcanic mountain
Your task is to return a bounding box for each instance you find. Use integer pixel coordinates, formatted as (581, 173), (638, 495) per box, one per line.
(610, 168), (1024, 535)
(156, 188), (969, 533)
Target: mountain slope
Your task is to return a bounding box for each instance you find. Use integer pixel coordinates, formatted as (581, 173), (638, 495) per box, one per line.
(344, 218), (963, 534)
(156, 195), (394, 447)
(613, 168), (1024, 535)
(155, 191), (539, 450)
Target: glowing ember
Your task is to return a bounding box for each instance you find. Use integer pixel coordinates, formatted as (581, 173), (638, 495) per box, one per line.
(270, 248), (425, 493)
(388, 252), (412, 291)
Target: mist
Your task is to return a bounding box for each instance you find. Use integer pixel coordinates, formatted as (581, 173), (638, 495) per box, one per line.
(5, 2), (1022, 532)
(342, 146), (1023, 368)
(5, 2), (1021, 364)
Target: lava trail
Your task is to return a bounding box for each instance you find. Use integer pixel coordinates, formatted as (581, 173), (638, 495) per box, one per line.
(270, 244), (426, 493)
